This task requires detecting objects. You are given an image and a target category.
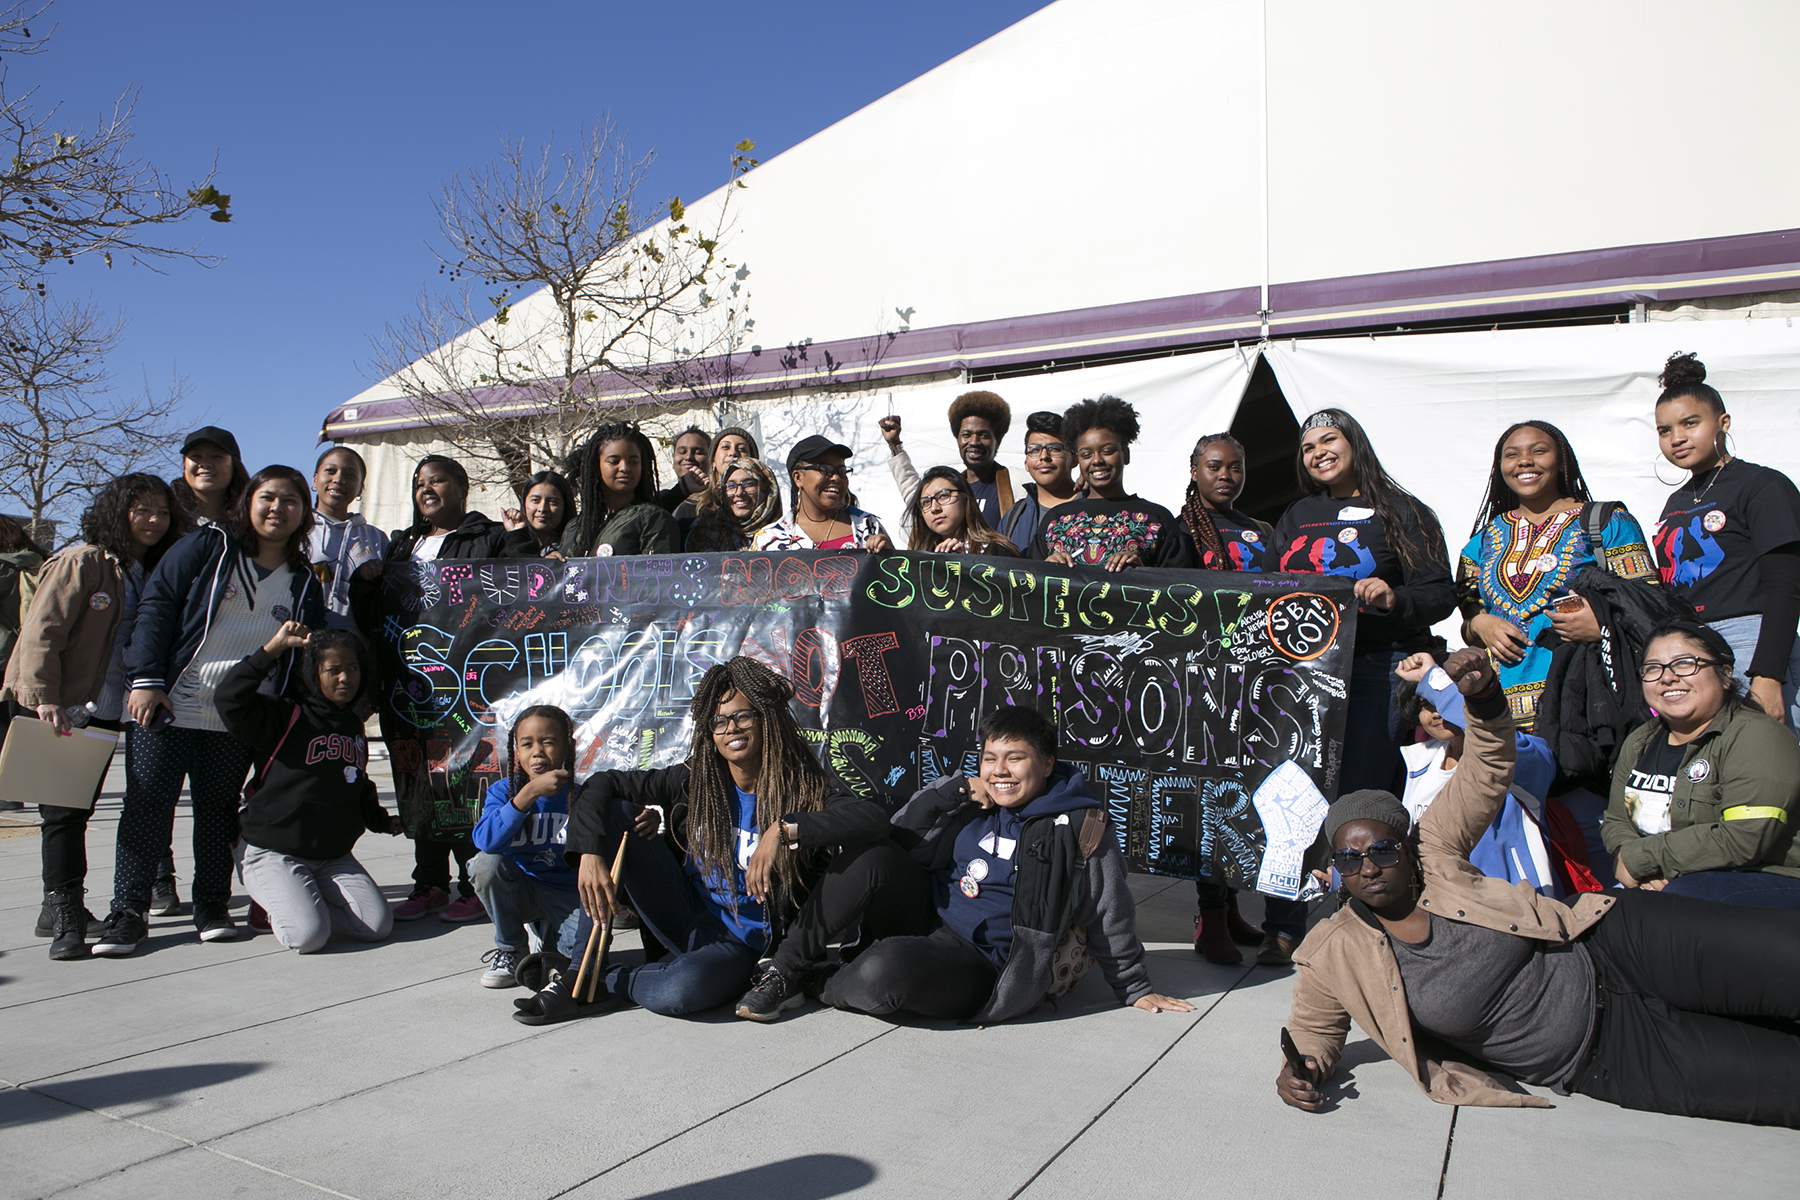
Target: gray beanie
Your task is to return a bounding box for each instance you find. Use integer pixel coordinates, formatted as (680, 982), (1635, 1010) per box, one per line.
(1322, 789), (1411, 846)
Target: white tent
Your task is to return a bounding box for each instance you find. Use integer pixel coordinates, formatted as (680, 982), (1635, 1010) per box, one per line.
(325, 0), (1800, 593)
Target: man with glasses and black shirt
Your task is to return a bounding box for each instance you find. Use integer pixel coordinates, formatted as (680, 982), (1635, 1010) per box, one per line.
(997, 410), (1082, 554)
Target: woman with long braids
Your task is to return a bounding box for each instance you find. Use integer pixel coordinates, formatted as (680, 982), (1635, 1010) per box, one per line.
(1274, 408), (1456, 806)
(364, 454), (508, 925)
(99, 466), (324, 955)
(558, 422), (680, 557)
(1279, 648), (1800, 1129)
(2, 474), (188, 958)
(1173, 433), (1299, 966)
(903, 466), (1018, 556)
(1651, 352), (1800, 735)
(684, 456), (783, 552)
(535, 657), (925, 1025)
(1457, 421), (1657, 731)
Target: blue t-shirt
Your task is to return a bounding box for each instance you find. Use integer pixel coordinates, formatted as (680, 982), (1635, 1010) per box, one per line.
(472, 777), (576, 889)
(684, 786), (767, 950)
(938, 807), (1024, 966)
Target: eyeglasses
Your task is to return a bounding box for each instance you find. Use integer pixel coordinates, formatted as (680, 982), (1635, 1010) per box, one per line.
(709, 710), (760, 733)
(722, 480), (761, 495)
(1023, 443), (1067, 460)
(799, 463), (853, 479)
(1330, 839), (1406, 875)
(918, 489), (961, 511)
(1639, 656), (1720, 682)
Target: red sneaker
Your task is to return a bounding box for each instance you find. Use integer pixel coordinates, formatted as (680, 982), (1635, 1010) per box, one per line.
(393, 887), (450, 922)
(439, 893), (489, 924)
(247, 901), (271, 932)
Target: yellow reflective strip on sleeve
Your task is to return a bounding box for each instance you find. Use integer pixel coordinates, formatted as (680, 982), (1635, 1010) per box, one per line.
(1721, 806), (1789, 823)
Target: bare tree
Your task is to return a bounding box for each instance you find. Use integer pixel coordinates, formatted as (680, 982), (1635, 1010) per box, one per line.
(0, 292), (183, 526)
(369, 122), (757, 498)
(0, 6), (231, 291)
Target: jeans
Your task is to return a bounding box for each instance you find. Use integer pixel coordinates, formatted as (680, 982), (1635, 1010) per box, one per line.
(1575, 889), (1800, 1126)
(1340, 650), (1406, 794)
(113, 725), (251, 914)
(1709, 613), (1800, 736)
(599, 826), (761, 1016)
(470, 852), (584, 959)
(412, 834), (475, 897)
(1662, 870), (1800, 912)
(1554, 786), (1611, 876)
(821, 923), (1000, 1020)
(235, 841), (392, 953)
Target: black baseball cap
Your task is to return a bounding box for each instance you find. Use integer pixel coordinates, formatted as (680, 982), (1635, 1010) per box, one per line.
(786, 435), (852, 471)
(182, 425), (242, 463)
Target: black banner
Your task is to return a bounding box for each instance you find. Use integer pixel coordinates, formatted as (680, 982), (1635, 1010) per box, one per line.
(373, 552), (1356, 898)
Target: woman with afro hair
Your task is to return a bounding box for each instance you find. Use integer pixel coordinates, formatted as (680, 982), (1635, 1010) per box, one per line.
(1028, 394), (1193, 571)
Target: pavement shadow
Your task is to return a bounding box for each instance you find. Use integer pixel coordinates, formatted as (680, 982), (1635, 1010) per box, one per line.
(625, 1154), (876, 1199)
(1311, 1037), (1391, 1113)
(2, 1061), (266, 1126)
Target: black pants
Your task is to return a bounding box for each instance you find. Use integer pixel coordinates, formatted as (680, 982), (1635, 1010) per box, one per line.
(33, 716), (124, 895)
(412, 834), (476, 896)
(113, 725), (251, 913)
(1575, 889), (1800, 1127)
(770, 840), (935, 978)
(821, 923), (1000, 1020)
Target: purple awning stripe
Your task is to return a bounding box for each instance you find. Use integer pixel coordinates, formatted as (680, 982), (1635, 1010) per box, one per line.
(322, 227), (1800, 440)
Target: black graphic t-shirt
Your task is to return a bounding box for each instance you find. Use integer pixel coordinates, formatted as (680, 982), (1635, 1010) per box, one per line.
(1177, 507), (1272, 572)
(1272, 492), (1456, 653)
(1655, 460), (1800, 621)
(1028, 495), (1195, 568)
(1621, 732), (1684, 837)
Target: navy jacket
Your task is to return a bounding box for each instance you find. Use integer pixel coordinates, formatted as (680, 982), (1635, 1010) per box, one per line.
(125, 525), (324, 696)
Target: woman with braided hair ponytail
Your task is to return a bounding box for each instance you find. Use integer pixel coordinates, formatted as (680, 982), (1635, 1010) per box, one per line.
(1176, 433), (1274, 573)
(531, 656), (929, 1025)
(558, 422), (681, 558)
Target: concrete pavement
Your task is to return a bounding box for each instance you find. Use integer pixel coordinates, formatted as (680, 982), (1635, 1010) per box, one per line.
(2, 750), (1795, 1199)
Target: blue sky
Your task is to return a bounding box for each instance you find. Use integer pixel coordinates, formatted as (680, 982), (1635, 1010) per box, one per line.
(28, 0), (1050, 500)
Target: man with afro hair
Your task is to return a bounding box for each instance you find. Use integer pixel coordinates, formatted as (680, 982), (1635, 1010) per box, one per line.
(1028, 394), (1193, 570)
(879, 389), (1016, 527)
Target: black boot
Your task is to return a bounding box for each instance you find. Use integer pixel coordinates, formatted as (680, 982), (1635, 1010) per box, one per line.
(48, 891), (90, 961)
(35, 892), (54, 937)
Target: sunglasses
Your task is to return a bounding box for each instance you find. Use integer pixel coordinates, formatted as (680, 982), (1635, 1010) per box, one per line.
(1330, 839), (1405, 875)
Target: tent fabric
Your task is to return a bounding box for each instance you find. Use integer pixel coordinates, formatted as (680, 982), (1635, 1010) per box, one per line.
(1264, 318), (1800, 643)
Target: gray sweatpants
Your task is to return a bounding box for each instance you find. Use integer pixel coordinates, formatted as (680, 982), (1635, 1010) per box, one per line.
(235, 841), (393, 954)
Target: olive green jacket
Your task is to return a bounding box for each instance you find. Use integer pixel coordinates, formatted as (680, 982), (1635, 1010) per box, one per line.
(1602, 704), (1800, 882)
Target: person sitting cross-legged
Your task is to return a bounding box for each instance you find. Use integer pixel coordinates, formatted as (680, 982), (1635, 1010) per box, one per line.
(527, 656), (929, 1025)
(818, 705), (1194, 1023)
(1277, 647), (1800, 1127)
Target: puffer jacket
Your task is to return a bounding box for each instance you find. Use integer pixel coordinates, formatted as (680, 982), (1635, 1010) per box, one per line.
(1286, 694), (1619, 1108)
(891, 765), (1154, 1023)
(1602, 703), (1800, 882)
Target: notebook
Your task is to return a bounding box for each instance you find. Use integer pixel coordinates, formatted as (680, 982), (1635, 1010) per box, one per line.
(0, 716), (119, 810)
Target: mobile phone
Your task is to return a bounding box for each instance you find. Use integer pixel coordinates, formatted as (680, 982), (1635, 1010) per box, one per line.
(148, 705), (175, 730)
(1280, 1027), (1317, 1084)
(1549, 592), (1583, 614)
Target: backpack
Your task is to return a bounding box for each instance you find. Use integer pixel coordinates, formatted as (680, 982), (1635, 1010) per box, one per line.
(0, 550), (42, 670)
(1011, 806), (1107, 949)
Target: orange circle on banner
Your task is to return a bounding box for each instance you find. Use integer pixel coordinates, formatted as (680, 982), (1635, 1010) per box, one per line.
(1265, 592), (1340, 661)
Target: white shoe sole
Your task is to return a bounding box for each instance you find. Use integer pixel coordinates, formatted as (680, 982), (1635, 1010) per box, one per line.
(480, 972), (521, 989)
(91, 941), (141, 956)
(198, 927), (238, 942)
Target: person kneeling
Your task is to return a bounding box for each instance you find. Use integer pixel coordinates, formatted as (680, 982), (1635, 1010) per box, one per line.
(219, 623), (400, 954)
(821, 706), (1193, 1022)
(470, 705), (587, 988)
(1277, 649), (1800, 1127)
(526, 656), (922, 1025)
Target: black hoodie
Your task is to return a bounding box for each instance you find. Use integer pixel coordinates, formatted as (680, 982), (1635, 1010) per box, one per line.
(217, 647), (390, 860)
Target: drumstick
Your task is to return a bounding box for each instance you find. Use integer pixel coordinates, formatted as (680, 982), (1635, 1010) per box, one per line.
(577, 836), (630, 1004)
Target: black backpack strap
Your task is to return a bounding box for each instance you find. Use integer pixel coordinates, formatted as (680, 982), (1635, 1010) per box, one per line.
(1582, 501), (1621, 572)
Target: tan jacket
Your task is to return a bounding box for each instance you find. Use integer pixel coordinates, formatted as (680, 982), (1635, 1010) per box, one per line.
(1, 544), (126, 709)
(1286, 704), (1619, 1108)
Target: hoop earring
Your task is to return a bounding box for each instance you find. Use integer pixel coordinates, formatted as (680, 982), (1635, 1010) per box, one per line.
(1722, 430), (1737, 462)
(1653, 455), (1685, 487)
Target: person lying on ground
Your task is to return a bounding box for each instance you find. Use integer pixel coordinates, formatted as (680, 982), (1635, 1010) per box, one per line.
(1602, 621), (1800, 911)
(819, 704), (1194, 1023)
(217, 622), (400, 954)
(470, 705), (586, 989)
(1277, 648), (1800, 1127)
(526, 655), (913, 1025)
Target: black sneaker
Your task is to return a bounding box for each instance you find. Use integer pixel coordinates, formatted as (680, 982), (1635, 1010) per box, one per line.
(734, 964), (804, 1023)
(150, 874), (181, 917)
(92, 909), (149, 956)
(194, 902), (238, 942)
(48, 893), (90, 961)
